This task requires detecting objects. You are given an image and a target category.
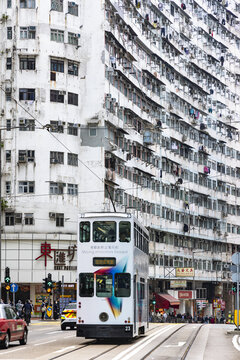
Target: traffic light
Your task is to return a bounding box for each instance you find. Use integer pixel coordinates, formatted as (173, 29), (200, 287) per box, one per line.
(57, 281), (62, 293)
(232, 283), (237, 292)
(46, 273), (53, 293)
(5, 267), (11, 291)
(43, 278), (47, 291)
(152, 297), (156, 305)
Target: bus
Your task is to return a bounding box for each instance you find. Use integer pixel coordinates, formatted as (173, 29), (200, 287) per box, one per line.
(76, 212), (149, 339)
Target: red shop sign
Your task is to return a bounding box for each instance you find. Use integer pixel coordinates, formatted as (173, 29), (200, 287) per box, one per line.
(178, 291), (192, 299)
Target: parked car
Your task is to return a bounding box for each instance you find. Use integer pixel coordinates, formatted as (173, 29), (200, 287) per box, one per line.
(0, 304), (28, 349)
(61, 303), (76, 330)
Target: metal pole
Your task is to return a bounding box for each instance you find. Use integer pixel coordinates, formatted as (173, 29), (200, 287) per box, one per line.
(0, 129), (2, 302)
(13, 290), (15, 307)
(193, 252), (195, 322)
(61, 275), (64, 298)
(237, 255), (239, 331)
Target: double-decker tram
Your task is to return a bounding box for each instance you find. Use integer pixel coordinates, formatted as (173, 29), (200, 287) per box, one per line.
(76, 212), (149, 339)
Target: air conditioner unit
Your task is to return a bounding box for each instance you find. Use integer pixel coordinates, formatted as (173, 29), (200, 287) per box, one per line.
(59, 91), (66, 95)
(19, 118), (25, 124)
(49, 212), (56, 219)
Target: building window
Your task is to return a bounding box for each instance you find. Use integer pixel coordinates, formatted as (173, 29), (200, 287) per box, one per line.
(56, 213), (64, 227)
(50, 90), (65, 103)
(51, 29), (64, 43)
(6, 150), (11, 162)
(89, 128), (97, 136)
(6, 181), (11, 194)
(50, 59), (64, 73)
(20, 0), (35, 8)
(7, 0), (12, 8)
(5, 212), (15, 226)
(19, 89), (35, 101)
(51, 0), (63, 12)
(50, 120), (64, 133)
(50, 182), (65, 195)
(24, 213), (34, 225)
(7, 27), (12, 40)
(68, 1), (78, 16)
(50, 151), (64, 164)
(20, 26), (36, 39)
(18, 150), (35, 162)
(6, 119), (11, 131)
(19, 119), (35, 131)
(67, 123), (78, 136)
(68, 61), (78, 76)
(68, 92), (78, 106)
(67, 183), (78, 195)
(6, 57), (12, 70)
(67, 153), (78, 166)
(18, 181), (35, 193)
(68, 32), (79, 45)
(19, 57), (36, 70)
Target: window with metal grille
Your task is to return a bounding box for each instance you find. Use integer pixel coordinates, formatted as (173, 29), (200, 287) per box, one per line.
(5, 181), (11, 194)
(18, 150), (35, 162)
(20, 0), (35, 8)
(68, 92), (78, 106)
(67, 183), (78, 195)
(50, 120), (64, 133)
(50, 29), (64, 42)
(5, 212), (15, 226)
(7, 0), (12, 8)
(67, 153), (78, 166)
(68, 1), (78, 16)
(19, 89), (35, 101)
(18, 181), (35, 193)
(6, 119), (11, 131)
(50, 151), (64, 164)
(6, 150), (11, 162)
(24, 213), (34, 225)
(20, 26), (36, 39)
(19, 119), (35, 131)
(50, 90), (64, 103)
(68, 61), (78, 76)
(6, 57), (12, 70)
(56, 213), (64, 227)
(49, 182), (65, 195)
(20, 57), (36, 70)
(50, 59), (64, 72)
(68, 32), (78, 45)
(67, 123), (78, 136)
(7, 27), (12, 39)
(51, 0), (63, 12)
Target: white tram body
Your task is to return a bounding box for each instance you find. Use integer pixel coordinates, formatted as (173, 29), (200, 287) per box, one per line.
(76, 213), (149, 339)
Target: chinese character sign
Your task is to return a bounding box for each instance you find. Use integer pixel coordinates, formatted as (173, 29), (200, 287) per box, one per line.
(35, 242), (53, 267)
(175, 267), (195, 277)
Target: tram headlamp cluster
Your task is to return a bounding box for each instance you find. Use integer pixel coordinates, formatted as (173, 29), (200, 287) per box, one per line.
(125, 326), (131, 332)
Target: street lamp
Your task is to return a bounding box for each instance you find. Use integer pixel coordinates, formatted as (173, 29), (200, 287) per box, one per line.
(192, 249), (204, 322)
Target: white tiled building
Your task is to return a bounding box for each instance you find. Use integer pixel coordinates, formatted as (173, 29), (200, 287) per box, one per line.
(0, 0), (240, 315)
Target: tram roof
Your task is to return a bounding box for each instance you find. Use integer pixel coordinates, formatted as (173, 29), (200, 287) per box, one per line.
(79, 212), (132, 219)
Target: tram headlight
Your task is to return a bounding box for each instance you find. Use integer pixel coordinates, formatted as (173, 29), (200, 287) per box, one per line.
(125, 326), (131, 332)
(99, 312), (109, 322)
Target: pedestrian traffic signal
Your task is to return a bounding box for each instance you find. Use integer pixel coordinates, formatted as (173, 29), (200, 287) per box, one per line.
(47, 273), (53, 293)
(43, 278), (47, 290)
(152, 297), (156, 305)
(5, 267), (11, 288)
(57, 281), (62, 293)
(232, 283), (237, 292)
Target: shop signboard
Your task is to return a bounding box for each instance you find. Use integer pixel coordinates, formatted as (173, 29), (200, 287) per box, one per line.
(213, 299), (225, 310)
(175, 267), (194, 277)
(178, 290), (192, 299)
(170, 280), (187, 289)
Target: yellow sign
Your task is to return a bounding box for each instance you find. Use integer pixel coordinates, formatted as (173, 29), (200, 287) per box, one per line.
(5, 285), (10, 291)
(234, 310), (240, 326)
(170, 280), (187, 288)
(176, 268), (195, 277)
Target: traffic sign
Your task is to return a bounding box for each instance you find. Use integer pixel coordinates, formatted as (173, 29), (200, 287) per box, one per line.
(232, 253), (240, 265)
(10, 283), (18, 293)
(232, 273), (240, 283)
(230, 265), (237, 273)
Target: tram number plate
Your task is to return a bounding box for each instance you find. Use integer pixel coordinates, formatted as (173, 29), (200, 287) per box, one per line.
(93, 257), (116, 266)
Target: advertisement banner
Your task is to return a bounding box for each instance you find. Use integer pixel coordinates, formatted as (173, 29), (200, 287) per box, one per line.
(170, 280), (187, 288)
(178, 290), (192, 299)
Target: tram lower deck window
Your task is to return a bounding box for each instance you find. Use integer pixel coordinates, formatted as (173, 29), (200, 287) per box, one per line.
(96, 274), (112, 297)
(114, 273), (131, 297)
(79, 273), (94, 297)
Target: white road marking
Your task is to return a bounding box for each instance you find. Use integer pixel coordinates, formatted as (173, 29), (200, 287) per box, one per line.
(34, 339), (57, 346)
(1, 347), (26, 354)
(46, 330), (61, 334)
(163, 341), (186, 348)
(112, 325), (177, 360)
(64, 335), (76, 338)
(54, 346), (76, 353)
(232, 335), (240, 351)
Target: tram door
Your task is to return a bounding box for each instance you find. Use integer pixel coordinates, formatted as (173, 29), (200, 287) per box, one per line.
(134, 275), (136, 333)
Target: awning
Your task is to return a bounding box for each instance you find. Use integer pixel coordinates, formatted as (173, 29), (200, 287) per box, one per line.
(155, 293), (180, 309)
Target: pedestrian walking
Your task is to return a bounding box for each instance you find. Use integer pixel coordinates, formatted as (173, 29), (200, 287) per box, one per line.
(16, 300), (23, 318)
(41, 301), (46, 320)
(23, 299), (32, 326)
(53, 301), (59, 320)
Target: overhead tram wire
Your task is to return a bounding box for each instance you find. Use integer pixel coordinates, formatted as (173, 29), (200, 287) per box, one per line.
(0, 87), (117, 212)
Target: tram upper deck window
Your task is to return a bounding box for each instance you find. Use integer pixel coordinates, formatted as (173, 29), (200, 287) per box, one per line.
(79, 221), (90, 242)
(114, 273), (131, 297)
(93, 221), (116, 242)
(79, 273), (94, 297)
(96, 274), (112, 297)
(119, 221), (131, 242)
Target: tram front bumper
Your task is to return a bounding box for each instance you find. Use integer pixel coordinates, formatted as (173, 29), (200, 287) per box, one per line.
(77, 324), (133, 339)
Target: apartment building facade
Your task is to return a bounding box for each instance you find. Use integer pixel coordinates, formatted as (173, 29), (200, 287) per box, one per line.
(0, 0), (240, 316)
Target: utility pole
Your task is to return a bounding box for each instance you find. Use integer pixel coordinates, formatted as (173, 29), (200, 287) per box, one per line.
(0, 129), (2, 302)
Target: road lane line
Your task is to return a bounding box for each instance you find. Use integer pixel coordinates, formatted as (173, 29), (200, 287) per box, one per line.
(64, 335), (76, 338)
(46, 331), (61, 334)
(1, 347), (26, 354)
(34, 340), (57, 346)
(112, 325), (176, 360)
(54, 346), (76, 353)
